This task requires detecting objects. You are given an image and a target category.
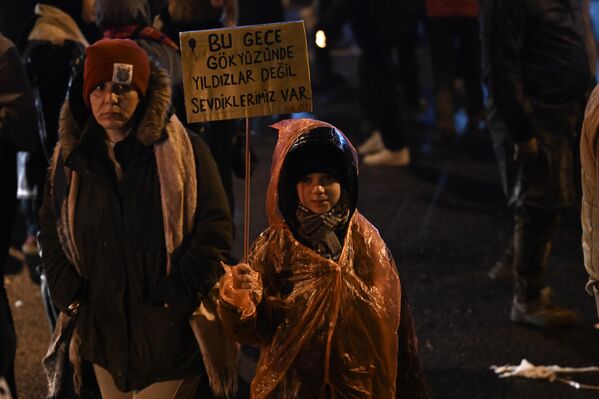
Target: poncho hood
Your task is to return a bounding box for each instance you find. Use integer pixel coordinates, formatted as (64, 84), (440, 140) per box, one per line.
(267, 118), (359, 228)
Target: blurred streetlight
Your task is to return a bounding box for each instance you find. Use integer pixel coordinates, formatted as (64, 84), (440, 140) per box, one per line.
(315, 29), (327, 48)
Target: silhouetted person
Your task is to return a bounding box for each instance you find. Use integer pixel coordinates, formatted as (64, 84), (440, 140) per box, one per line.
(426, 0), (483, 135)
(482, 0), (593, 327)
(17, 0), (96, 330)
(0, 32), (37, 399)
(322, 0), (411, 167)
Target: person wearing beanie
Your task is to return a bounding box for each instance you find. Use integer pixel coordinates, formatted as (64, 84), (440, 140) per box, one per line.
(82, 38), (150, 110)
(218, 118), (429, 398)
(38, 38), (235, 398)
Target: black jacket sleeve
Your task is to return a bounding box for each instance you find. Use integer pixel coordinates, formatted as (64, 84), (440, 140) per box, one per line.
(485, 0), (534, 143)
(37, 167), (85, 313)
(24, 40), (83, 154)
(154, 132), (233, 314)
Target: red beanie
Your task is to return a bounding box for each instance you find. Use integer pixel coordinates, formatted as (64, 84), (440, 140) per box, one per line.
(83, 38), (150, 108)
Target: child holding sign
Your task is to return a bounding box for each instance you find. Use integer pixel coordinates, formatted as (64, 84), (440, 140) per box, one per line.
(218, 118), (427, 398)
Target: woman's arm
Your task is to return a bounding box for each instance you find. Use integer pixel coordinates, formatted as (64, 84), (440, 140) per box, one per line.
(153, 133), (233, 315)
(37, 171), (84, 313)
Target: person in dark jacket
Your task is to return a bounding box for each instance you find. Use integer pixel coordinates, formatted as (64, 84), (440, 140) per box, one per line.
(17, 0), (96, 327)
(38, 38), (233, 397)
(481, 0), (592, 327)
(18, 0), (96, 249)
(0, 32), (38, 399)
(321, 0), (411, 167)
(426, 0), (483, 135)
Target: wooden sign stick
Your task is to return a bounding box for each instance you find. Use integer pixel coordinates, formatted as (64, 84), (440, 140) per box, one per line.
(243, 117), (251, 262)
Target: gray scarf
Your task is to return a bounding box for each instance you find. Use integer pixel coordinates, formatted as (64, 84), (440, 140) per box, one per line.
(295, 202), (350, 260)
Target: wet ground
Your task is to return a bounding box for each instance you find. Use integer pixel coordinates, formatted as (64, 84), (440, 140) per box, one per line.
(5, 19), (599, 399)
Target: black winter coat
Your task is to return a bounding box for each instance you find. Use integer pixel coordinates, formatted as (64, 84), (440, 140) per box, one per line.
(17, 4), (88, 194)
(481, 0), (591, 142)
(38, 62), (232, 391)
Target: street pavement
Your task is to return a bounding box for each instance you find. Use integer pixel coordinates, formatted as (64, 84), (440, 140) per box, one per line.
(5, 35), (599, 399)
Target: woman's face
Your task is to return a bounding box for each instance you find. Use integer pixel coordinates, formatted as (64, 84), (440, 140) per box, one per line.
(296, 172), (341, 215)
(89, 81), (140, 133)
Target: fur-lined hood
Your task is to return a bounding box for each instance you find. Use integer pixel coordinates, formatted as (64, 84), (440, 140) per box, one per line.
(58, 59), (172, 163)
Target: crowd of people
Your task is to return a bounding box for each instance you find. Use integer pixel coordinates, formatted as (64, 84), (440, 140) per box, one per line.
(1, 0), (599, 398)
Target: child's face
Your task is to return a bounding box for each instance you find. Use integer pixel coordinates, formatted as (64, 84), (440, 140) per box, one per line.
(296, 172), (341, 214)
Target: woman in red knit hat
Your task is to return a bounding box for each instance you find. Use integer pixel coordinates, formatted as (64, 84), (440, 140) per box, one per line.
(38, 38), (235, 398)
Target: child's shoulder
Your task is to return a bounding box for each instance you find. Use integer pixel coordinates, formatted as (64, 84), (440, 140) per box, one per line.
(351, 211), (383, 238)
(350, 211), (391, 251)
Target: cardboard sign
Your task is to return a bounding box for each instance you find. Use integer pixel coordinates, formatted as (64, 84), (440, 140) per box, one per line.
(180, 21), (312, 123)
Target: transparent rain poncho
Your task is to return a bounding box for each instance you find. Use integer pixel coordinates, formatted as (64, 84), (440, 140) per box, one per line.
(219, 119), (402, 398)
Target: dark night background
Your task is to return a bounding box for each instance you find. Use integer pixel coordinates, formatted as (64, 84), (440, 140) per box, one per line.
(3, 0), (599, 398)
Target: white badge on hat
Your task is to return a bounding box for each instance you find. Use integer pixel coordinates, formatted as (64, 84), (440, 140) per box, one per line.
(112, 63), (133, 85)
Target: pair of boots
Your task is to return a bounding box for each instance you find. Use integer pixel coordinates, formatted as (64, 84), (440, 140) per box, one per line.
(489, 206), (578, 328)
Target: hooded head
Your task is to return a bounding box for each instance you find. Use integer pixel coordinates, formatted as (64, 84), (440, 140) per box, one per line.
(268, 119), (359, 229)
(284, 131), (348, 191)
(95, 0), (152, 29)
